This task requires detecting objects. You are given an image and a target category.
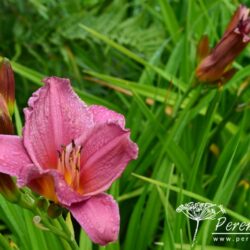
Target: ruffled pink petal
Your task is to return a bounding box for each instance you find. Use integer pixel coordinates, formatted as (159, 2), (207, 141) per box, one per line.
(69, 193), (120, 245)
(79, 123), (138, 195)
(0, 135), (33, 182)
(49, 170), (89, 205)
(23, 77), (93, 169)
(88, 105), (125, 128)
(19, 166), (88, 205)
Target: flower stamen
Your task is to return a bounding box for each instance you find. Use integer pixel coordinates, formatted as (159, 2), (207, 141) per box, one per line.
(57, 140), (82, 192)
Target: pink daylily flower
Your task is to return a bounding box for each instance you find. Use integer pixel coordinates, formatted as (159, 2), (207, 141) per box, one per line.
(0, 77), (138, 245)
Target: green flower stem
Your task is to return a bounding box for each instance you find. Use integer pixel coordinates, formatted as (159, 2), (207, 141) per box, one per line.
(172, 84), (199, 118)
(33, 207), (79, 250)
(8, 190), (79, 250)
(41, 218), (78, 250)
(49, 219), (73, 250)
(51, 217), (79, 250)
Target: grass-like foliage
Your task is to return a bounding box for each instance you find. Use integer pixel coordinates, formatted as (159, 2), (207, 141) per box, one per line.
(0, 0), (249, 249)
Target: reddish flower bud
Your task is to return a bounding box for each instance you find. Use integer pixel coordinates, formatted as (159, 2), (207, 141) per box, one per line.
(0, 59), (17, 201)
(0, 94), (14, 134)
(0, 58), (15, 116)
(196, 5), (250, 83)
(0, 173), (20, 202)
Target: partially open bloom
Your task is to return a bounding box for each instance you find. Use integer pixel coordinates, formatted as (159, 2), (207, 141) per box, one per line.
(196, 5), (250, 83)
(0, 77), (138, 245)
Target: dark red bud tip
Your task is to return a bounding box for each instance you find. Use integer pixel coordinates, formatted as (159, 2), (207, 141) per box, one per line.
(0, 173), (20, 203)
(0, 57), (15, 116)
(224, 5), (249, 36)
(235, 18), (250, 42)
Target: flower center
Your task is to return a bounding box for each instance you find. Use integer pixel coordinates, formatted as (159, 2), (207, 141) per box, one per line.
(57, 140), (83, 191)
